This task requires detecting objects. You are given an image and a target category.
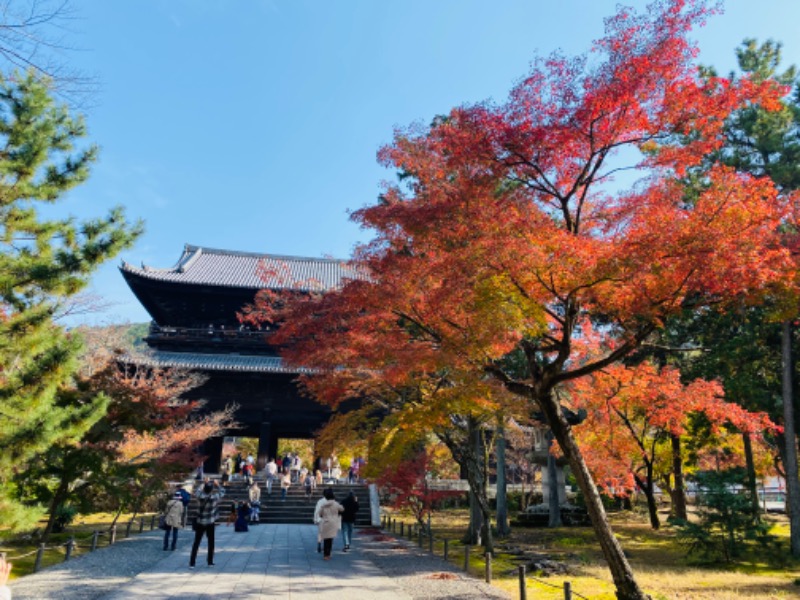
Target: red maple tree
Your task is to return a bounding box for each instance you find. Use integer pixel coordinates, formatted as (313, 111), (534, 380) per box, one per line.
(377, 449), (459, 530)
(255, 2), (794, 598)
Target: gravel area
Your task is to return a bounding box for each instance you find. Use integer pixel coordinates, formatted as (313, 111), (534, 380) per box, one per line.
(9, 527), (510, 600)
(10, 530), (168, 600)
(354, 530), (510, 600)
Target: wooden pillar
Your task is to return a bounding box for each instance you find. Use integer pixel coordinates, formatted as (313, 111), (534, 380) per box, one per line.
(203, 436), (224, 473)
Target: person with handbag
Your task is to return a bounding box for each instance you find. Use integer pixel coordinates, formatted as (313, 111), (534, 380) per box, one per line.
(162, 491), (184, 551)
(189, 479), (225, 568)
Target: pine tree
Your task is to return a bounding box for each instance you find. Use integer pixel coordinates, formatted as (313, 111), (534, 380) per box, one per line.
(0, 72), (142, 530)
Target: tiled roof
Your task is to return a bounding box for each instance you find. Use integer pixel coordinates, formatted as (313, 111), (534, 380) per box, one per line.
(120, 244), (364, 291)
(121, 350), (310, 374)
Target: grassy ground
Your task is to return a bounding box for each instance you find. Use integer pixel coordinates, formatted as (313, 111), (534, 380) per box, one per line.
(385, 507), (800, 600)
(0, 511), (157, 580)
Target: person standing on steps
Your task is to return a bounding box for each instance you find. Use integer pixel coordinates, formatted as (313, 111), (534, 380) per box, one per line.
(189, 479), (225, 569)
(340, 490), (359, 552)
(280, 470), (291, 501)
(265, 457), (277, 495)
(249, 481), (261, 524)
(317, 488), (343, 560)
(163, 491), (184, 551)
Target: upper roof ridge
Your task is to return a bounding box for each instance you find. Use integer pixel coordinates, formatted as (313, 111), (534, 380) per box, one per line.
(183, 243), (351, 264)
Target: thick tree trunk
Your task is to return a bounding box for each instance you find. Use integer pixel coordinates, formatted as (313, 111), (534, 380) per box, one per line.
(454, 416), (493, 552)
(781, 321), (800, 557)
(546, 431), (562, 527)
(742, 432), (760, 519)
(538, 391), (650, 600)
(495, 423), (511, 537)
(670, 434), (687, 521)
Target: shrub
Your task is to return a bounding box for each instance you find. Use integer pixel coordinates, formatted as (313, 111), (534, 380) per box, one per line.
(674, 468), (776, 563)
(52, 504), (78, 533)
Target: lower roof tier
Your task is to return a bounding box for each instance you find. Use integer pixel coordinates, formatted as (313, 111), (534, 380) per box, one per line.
(122, 350), (309, 374)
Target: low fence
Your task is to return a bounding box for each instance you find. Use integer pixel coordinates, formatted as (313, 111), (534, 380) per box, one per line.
(379, 514), (590, 600)
(2, 514), (159, 576)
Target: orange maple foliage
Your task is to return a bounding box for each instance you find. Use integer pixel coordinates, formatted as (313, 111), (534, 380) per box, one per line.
(568, 361), (776, 528)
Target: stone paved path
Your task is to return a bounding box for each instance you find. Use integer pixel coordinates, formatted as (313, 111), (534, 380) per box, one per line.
(102, 524), (411, 600)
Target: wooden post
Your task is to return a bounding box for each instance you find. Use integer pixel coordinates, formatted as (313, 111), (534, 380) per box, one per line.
(33, 544), (45, 573)
(139, 518), (145, 533)
(91, 530), (99, 552)
(125, 520), (133, 538)
(418, 528), (423, 548)
(110, 525), (117, 545)
(564, 581), (572, 600)
(485, 552), (492, 583)
(443, 539), (449, 560)
(150, 514), (156, 530)
(64, 537), (75, 561)
(463, 545), (470, 573)
(518, 565), (527, 600)
(428, 531), (433, 553)
(391, 518), (395, 533)
(400, 522), (404, 536)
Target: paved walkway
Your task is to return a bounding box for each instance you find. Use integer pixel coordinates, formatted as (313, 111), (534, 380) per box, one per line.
(102, 524), (412, 600)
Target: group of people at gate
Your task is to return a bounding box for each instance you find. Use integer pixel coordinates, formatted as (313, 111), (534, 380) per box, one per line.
(161, 477), (360, 567)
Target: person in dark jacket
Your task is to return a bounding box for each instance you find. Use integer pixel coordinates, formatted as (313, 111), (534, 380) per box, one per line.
(340, 490), (359, 552)
(178, 486), (191, 527)
(189, 479), (225, 568)
(234, 501), (251, 532)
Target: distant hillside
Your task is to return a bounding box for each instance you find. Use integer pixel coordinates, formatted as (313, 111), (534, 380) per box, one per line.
(72, 323), (150, 366)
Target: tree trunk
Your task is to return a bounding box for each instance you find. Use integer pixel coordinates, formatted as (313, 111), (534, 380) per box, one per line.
(453, 416), (493, 552)
(742, 432), (760, 519)
(538, 390), (650, 600)
(670, 434), (687, 521)
(633, 472), (660, 530)
(467, 487), (483, 545)
(782, 320), (800, 557)
(42, 475), (71, 541)
(546, 431), (562, 527)
(495, 423), (511, 537)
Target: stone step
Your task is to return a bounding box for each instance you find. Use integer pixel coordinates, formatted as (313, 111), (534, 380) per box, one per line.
(187, 482), (372, 525)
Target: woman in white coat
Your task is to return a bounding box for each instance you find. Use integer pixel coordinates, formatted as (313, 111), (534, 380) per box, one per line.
(316, 488), (343, 560)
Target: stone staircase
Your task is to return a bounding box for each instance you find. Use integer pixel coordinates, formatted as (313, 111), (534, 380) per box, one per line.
(187, 477), (373, 526)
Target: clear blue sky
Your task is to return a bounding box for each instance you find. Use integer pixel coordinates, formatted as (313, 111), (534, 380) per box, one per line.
(52, 0), (800, 324)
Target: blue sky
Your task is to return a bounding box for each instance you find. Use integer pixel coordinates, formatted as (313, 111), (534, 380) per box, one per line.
(49, 0), (800, 324)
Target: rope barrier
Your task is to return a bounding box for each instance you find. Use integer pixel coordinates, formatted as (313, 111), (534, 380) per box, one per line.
(380, 516), (592, 600)
(2, 514), (158, 564)
(523, 572), (589, 599)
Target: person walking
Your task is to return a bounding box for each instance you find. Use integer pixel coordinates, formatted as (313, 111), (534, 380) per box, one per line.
(189, 479), (225, 568)
(249, 481), (261, 524)
(317, 488), (343, 560)
(313, 494), (327, 553)
(340, 490), (359, 552)
(162, 491), (184, 551)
